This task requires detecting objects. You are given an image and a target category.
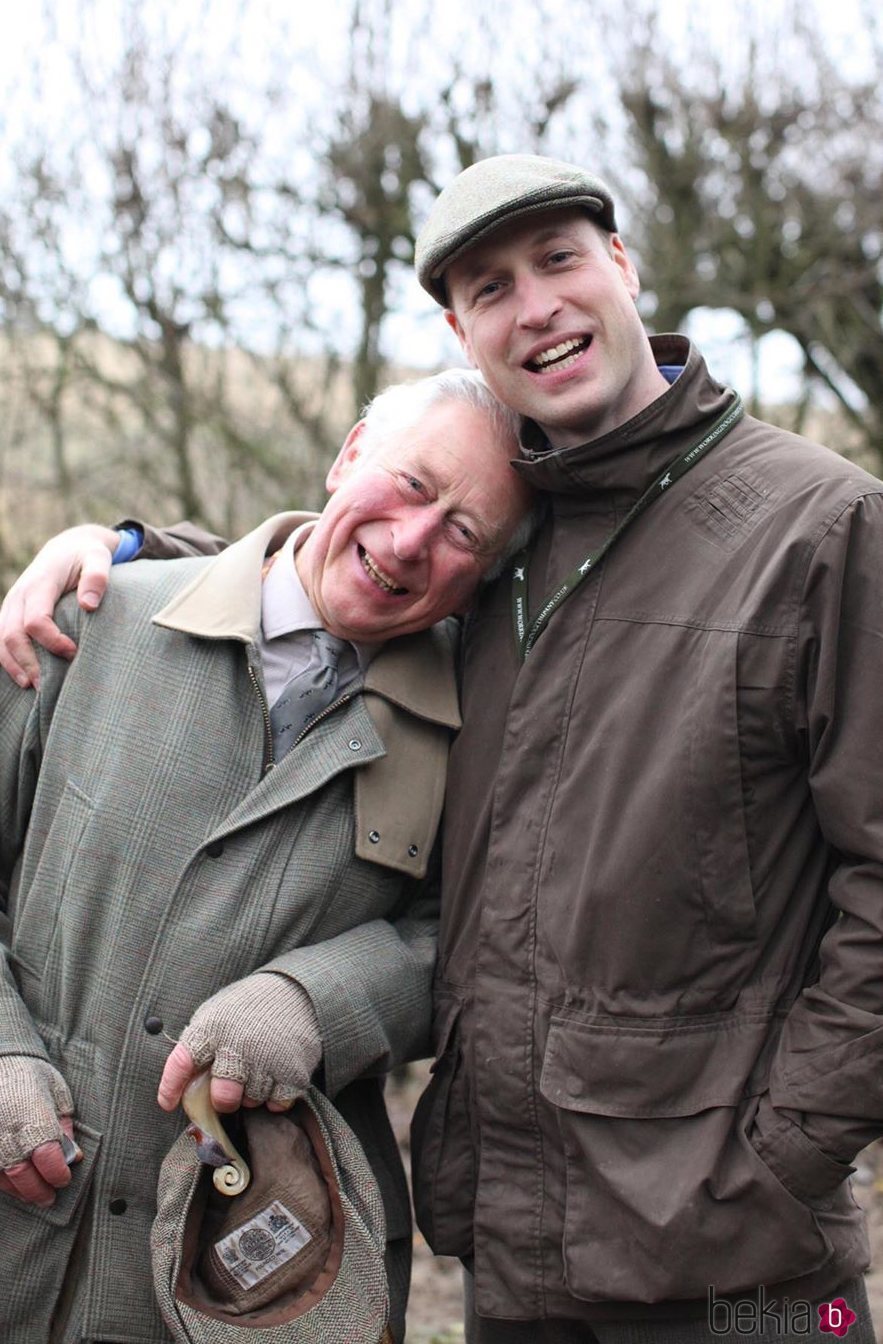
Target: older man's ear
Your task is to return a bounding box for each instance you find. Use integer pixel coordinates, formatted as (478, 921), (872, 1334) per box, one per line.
(325, 420), (368, 493)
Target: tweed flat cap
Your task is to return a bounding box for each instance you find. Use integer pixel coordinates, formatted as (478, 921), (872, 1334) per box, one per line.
(151, 1088), (390, 1344)
(415, 154), (618, 305)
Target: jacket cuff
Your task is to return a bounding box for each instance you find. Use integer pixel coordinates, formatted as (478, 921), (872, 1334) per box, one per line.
(115, 519), (230, 561)
(751, 1096), (854, 1210)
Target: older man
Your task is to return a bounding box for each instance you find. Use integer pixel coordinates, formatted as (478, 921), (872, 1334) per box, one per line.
(4, 157), (883, 1343)
(0, 367), (531, 1344)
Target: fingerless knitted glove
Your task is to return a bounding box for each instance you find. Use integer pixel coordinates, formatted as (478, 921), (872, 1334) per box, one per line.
(179, 972), (322, 1106)
(0, 1056), (74, 1169)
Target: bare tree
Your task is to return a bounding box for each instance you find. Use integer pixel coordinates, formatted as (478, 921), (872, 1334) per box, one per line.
(601, 2), (883, 466)
(1, 0), (880, 591)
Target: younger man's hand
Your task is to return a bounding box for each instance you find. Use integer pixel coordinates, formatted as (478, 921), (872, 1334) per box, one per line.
(0, 524), (120, 689)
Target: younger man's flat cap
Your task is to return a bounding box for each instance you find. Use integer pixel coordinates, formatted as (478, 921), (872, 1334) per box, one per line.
(415, 154), (618, 305)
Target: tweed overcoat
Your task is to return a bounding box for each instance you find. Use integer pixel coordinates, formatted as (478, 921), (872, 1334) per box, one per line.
(0, 513), (459, 1343)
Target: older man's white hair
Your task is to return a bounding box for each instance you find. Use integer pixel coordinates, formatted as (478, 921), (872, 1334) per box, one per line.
(359, 369), (540, 575)
(360, 368), (520, 453)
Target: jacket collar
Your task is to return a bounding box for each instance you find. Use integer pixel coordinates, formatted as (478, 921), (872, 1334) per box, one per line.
(514, 336), (735, 502)
(152, 512), (461, 731)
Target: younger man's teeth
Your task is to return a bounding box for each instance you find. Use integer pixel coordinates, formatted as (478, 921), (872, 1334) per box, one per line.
(533, 337), (587, 368)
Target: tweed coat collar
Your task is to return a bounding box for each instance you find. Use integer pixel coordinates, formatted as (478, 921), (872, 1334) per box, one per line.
(151, 513), (460, 877)
(151, 512), (461, 732)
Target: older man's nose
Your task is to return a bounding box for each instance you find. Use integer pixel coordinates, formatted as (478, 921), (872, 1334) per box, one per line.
(391, 511), (439, 561)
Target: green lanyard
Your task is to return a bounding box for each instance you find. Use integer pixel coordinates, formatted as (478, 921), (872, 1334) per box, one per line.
(512, 393), (744, 661)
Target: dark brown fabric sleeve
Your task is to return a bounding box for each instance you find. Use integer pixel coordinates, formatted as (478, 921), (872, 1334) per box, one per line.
(116, 519), (231, 560)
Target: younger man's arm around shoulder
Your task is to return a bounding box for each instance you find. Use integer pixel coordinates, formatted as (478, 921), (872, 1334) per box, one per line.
(0, 518), (231, 688)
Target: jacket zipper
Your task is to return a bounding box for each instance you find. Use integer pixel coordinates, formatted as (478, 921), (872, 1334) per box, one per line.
(247, 663), (276, 776)
(293, 691), (355, 747)
(248, 665), (357, 776)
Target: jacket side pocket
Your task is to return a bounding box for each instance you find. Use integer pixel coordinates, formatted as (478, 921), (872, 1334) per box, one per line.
(411, 993), (474, 1258)
(0, 1118), (102, 1338)
(540, 1013), (834, 1304)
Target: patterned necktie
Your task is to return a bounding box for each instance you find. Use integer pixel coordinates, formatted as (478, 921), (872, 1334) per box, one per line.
(269, 629), (349, 760)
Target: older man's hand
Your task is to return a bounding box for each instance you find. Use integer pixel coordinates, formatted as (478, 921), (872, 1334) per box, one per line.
(157, 973), (322, 1115)
(0, 524), (120, 689)
(0, 1056), (80, 1207)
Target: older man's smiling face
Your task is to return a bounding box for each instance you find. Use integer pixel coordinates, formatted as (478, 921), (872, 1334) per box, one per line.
(295, 398), (531, 643)
(444, 208), (668, 448)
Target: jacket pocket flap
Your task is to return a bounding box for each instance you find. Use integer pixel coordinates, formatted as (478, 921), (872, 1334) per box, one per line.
(29, 1119), (102, 1228)
(540, 1013), (772, 1119)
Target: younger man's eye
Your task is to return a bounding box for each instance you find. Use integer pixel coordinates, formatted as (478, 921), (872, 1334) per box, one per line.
(475, 279), (502, 302)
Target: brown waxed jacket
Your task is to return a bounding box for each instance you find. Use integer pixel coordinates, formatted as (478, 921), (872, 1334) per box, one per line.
(411, 337), (883, 1323)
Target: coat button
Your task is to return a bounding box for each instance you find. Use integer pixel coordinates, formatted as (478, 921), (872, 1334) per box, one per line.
(408, 844), (419, 857)
(109, 1197), (127, 1215)
(144, 1015), (164, 1035)
(368, 830), (381, 844)
(348, 739), (362, 751)
(206, 840), (224, 858)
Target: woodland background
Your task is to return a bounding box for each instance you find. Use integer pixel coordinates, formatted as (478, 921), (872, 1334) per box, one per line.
(0, 0), (880, 587)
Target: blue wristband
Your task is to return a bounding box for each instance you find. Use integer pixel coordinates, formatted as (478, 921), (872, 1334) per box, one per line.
(112, 526), (144, 565)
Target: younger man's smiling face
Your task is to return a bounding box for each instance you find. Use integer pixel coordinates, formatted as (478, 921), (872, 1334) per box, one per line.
(444, 208), (668, 448)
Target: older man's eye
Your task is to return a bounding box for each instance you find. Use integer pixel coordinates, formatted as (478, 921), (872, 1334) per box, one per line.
(448, 519), (479, 549)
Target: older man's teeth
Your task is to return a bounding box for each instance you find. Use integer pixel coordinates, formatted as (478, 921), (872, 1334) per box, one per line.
(361, 548), (406, 594)
(529, 337), (590, 372)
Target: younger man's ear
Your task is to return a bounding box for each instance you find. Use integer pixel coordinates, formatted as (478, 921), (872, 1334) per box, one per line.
(444, 310), (477, 367)
(326, 420), (367, 492)
(610, 235), (640, 301)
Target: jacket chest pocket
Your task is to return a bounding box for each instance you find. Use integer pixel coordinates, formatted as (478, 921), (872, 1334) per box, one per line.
(538, 625), (765, 998)
(683, 628), (761, 955)
(539, 1015), (832, 1304)
(11, 779), (96, 991)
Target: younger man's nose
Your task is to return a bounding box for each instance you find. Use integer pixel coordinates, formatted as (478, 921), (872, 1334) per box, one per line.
(515, 274), (561, 330)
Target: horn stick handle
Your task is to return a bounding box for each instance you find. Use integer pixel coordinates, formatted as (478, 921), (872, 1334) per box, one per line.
(181, 1071), (251, 1196)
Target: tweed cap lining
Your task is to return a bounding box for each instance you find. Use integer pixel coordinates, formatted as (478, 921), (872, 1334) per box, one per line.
(151, 1087), (389, 1343)
(173, 1106), (345, 1326)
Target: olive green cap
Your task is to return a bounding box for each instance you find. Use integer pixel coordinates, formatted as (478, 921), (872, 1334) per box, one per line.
(415, 154), (618, 305)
